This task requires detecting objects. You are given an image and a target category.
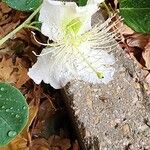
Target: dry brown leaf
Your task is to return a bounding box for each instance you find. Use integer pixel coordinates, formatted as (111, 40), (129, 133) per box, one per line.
(123, 34), (150, 69)
(0, 56), (29, 87)
(30, 138), (50, 150)
(0, 56), (16, 83)
(142, 39), (150, 69)
(0, 11), (3, 19)
(0, 26), (4, 35)
(15, 29), (31, 44)
(0, 2), (28, 39)
(37, 99), (56, 121)
(122, 24), (134, 35)
(126, 34), (149, 49)
(15, 58), (29, 88)
(21, 100), (39, 141)
(3, 21), (20, 37)
(48, 135), (71, 150)
(0, 2), (11, 14)
(72, 141), (79, 150)
(31, 92), (57, 138)
(0, 15), (11, 26)
(0, 135), (28, 150)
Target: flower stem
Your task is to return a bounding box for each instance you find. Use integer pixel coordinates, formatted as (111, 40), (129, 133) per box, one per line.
(24, 25), (41, 32)
(0, 5), (42, 46)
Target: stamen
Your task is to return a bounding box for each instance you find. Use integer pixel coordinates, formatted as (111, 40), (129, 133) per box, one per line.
(32, 44), (65, 57)
(31, 31), (51, 46)
(91, 42), (119, 50)
(31, 31), (67, 48)
(87, 16), (123, 52)
(32, 51), (39, 56)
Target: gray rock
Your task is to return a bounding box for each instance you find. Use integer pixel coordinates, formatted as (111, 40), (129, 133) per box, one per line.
(64, 45), (150, 149)
(62, 10), (150, 150)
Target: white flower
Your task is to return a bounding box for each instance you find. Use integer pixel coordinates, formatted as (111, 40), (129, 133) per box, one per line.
(28, 0), (120, 89)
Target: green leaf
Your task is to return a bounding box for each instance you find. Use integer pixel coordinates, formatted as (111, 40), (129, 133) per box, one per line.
(78, 0), (88, 6)
(119, 0), (150, 33)
(2, 0), (42, 11)
(0, 83), (29, 147)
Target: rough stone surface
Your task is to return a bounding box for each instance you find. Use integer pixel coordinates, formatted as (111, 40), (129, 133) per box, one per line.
(61, 10), (150, 150)
(64, 45), (150, 150)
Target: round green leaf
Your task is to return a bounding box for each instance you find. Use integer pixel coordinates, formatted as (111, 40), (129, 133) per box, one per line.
(0, 83), (29, 147)
(2, 0), (42, 11)
(119, 0), (150, 33)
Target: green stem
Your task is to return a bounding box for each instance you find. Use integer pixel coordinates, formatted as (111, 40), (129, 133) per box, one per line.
(24, 25), (41, 32)
(0, 5), (42, 46)
(29, 21), (41, 26)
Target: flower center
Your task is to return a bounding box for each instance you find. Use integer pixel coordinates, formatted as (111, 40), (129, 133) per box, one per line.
(66, 18), (82, 35)
(62, 18), (86, 46)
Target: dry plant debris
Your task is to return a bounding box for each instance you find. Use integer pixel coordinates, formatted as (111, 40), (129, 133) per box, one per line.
(0, 2), (78, 150)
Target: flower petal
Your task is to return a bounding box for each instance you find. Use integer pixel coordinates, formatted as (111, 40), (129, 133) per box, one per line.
(28, 48), (72, 89)
(72, 41), (116, 84)
(39, 0), (100, 40)
(76, 4), (98, 35)
(75, 0), (104, 35)
(39, 0), (77, 41)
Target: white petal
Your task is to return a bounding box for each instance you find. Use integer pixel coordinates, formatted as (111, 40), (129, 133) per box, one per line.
(28, 48), (72, 89)
(39, 0), (77, 41)
(39, 0), (100, 41)
(76, 4), (99, 34)
(72, 42), (116, 84)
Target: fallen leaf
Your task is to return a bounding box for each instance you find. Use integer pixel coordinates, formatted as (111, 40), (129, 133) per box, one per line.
(30, 138), (50, 150)
(48, 135), (71, 150)
(0, 2), (11, 14)
(0, 56), (29, 87)
(0, 135), (28, 150)
(15, 58), (29, 88)
(72, 141), (79, 150)
(123, 33), (150, 69)
(21, 100), (39, 141)
(142, 39), (150, 69)
(0, 56), (16, 83)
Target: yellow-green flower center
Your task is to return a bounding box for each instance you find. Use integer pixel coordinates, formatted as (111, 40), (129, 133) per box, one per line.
(66, 18), (82, 34)
(62, 18), (86, 46)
